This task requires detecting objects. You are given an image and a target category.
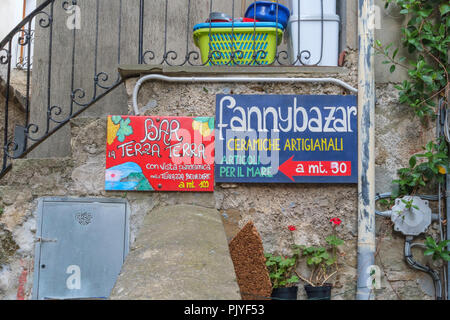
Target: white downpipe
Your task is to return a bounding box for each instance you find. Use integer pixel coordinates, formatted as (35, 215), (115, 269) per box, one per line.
(131, 74), (357, 115)
(356, 0), (376, 300)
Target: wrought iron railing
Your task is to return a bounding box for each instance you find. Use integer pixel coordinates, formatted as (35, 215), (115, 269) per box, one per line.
(137, 0), (332, 66)
(0, 0), (335, 179)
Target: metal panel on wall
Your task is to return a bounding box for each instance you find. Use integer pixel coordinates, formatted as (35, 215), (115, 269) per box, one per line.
(32, 198), (129, 300)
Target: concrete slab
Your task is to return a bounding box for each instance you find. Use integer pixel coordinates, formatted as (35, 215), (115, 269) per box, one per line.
(109, 204), (241, 300)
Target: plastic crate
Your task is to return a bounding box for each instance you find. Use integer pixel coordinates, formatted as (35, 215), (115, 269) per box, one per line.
(193, 22), (284, 66)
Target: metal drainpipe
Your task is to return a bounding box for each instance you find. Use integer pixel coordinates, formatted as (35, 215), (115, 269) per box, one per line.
(446, 172), (450, 300)
(356, 0), (376, 300)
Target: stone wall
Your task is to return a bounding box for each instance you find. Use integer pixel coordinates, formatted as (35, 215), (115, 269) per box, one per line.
(0, 45), (442, 300)
(0, 66), (443, 302)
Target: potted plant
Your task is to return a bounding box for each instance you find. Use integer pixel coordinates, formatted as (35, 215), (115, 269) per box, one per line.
(264, 225), (300, 300)
(295, 218), (344, 300)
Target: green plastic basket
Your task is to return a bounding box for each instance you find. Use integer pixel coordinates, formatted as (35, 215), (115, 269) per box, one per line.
(193, 25), (283, 66)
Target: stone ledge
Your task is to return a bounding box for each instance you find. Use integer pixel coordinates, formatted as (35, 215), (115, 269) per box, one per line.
(0, 158), (74, 188)
(118, 64), (345, 79)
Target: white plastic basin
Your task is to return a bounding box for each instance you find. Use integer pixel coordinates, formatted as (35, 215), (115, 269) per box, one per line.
(286, 14), (340, 66)
(288, 0), (337, 16)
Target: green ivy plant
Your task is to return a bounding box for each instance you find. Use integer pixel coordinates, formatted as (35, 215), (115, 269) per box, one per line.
(375, 0), (449, 198)
(392, 138), (448, 198)
(376, 0), (449, 120)
(424, 237), (450, 261)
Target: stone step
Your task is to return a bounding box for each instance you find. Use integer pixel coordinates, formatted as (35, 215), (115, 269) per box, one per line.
(0, 157), (74, 189)
(110, 204), (241, 300)
(0, 117), (108, 195)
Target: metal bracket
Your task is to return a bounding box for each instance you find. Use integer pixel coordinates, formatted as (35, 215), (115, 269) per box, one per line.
(35, 237), (58, 243)
(13, 125), (26, 158)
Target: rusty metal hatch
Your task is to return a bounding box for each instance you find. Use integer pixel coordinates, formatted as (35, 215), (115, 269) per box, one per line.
(32, 198), (130, 300)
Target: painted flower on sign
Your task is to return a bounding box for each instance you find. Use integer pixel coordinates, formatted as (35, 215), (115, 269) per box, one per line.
(192, 117), (214, 137)
(105, 170), (122, 182)
(107, 116), (134, 144)
(117, 118), (134, 142)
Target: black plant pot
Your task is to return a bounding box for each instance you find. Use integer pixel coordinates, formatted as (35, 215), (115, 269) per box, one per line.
(304, 284), (332, 300)
(271, 286), (298, 300)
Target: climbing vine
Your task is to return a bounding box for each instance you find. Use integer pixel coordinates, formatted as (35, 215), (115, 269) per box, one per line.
(375, 0), (449, 199)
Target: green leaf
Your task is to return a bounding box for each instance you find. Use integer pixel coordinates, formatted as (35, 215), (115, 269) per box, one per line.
(266, 262), (276, 268)
(440, 4), (450, 16)
(311, 257), (322, 265)
(326, 235), (344, 246)
(390, 65), (396, 73)
(409, 156), (417, 168)
(287, 275), (299, 284)
(437, 240), (450, 250)
(440, 253), (450, 262)
(425, 236), (437, 248)
(319, 252), (329, 259)
(392, 48), (399, 59)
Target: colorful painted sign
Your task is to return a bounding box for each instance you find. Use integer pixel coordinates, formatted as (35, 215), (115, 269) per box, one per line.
(106, 116), (215, 192)
(215, 94), (358, 183)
